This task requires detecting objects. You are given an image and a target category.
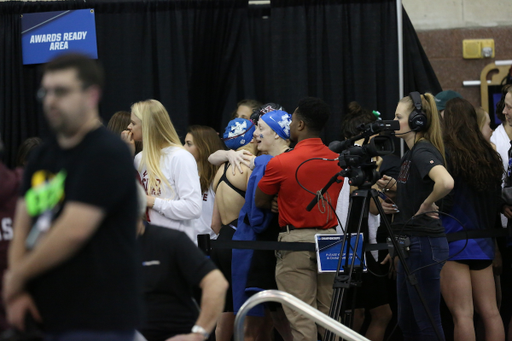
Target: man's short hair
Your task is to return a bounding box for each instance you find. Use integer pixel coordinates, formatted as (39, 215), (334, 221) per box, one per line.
(43, 53), (104, 90)
(295, 97), (331, 133)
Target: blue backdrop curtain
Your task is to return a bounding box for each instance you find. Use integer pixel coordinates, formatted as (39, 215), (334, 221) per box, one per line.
(0, 0), (441, 167)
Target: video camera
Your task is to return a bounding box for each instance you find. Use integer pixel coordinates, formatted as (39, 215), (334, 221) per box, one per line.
(329, 120), (399, 187)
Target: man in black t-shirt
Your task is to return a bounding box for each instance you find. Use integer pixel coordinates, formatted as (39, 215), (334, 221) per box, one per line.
(4, 54), (141, 340)
(138, 225), (227, 341)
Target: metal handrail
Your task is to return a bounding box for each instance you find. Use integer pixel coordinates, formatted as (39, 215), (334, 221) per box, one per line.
(234, 290), (370, 341)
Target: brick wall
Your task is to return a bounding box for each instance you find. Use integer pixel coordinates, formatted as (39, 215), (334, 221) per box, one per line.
(416, 26), (512, 107)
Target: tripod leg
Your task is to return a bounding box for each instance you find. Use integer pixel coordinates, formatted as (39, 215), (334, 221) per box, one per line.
(324, 190), (370, 341)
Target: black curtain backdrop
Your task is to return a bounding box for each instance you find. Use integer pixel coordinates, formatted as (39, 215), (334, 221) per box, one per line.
(0, 0), (441, 168)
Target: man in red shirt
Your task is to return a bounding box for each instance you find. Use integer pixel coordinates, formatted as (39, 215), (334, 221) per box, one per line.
(255, 97), (344, 341)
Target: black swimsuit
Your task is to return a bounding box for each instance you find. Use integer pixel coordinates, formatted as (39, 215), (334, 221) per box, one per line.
(216, 163), (246, 198)
(210, 163), (246, 312)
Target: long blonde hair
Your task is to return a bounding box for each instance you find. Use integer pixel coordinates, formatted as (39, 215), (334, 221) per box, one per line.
(131, 99), (183, 196)
(400, 92), (446, 163)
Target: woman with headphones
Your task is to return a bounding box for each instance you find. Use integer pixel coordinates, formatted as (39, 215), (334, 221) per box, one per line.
(379, 92), (454, 341)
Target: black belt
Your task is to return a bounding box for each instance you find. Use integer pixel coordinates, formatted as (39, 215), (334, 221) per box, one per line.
(279, 224), (336, 233)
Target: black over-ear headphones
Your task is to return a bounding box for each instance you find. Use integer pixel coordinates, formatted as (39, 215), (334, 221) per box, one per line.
(408, 91), (428, 132)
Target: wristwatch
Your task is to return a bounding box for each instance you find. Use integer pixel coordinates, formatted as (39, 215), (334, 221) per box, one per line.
(191, 325), (209, 340)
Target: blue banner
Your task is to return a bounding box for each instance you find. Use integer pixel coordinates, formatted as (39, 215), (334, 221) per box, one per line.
(315, 233), (367, 273)
(22, 9), (98, 65)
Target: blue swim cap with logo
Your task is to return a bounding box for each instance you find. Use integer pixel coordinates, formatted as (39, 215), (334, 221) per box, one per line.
(222, 118), (255, 150)
(260, 110), (291, 140)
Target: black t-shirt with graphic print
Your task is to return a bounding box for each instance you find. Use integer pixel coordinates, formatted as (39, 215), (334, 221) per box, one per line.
(138, 225), (216, 341)
(392, 140), (446, 237)
(21, 126), (141, 332)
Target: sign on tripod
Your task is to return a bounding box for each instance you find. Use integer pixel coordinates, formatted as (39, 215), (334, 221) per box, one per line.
(315, 233), (367, 273)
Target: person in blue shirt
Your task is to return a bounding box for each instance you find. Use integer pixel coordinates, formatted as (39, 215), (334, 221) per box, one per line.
(440, 97), (504, 341)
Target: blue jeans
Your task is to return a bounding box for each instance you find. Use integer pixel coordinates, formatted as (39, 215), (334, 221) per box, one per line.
(396, 236), (448, 341)
(44, 330), (136, 341)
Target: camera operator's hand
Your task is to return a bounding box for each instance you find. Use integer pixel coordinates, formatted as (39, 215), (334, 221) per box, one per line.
(6, 293), (41, 331)
(377, 175), (396, 194)
(380, 201), (399, 215)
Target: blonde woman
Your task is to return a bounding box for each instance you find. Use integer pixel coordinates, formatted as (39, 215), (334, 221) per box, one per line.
(127, 99), (202, 243)
(380, 92), (454, 341)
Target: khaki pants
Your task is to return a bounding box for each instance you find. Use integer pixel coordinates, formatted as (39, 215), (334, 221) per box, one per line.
(275, 228), (336, 341)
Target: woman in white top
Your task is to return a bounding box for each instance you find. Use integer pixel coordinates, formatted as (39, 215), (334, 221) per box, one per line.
(128, 99), (202, 243)
(184, 125), (226, 240)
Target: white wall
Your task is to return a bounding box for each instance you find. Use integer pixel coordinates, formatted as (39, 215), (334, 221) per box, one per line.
(403, 0), (512, 31)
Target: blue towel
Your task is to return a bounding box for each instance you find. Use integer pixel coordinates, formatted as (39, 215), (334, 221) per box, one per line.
(232, 154), (273, 316)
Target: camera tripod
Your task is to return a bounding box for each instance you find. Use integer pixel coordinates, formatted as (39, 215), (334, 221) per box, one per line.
(318, 177), (444, 341)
